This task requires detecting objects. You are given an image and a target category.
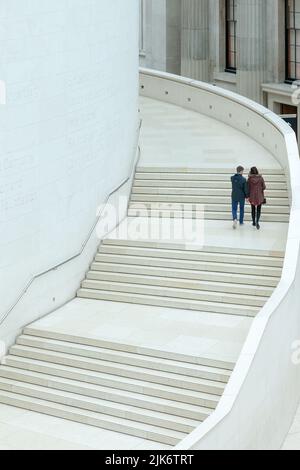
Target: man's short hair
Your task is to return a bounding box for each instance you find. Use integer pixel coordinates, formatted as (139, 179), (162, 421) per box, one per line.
(237, 166), (244, 173)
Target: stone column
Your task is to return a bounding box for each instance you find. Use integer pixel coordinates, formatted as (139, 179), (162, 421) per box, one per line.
(144, 0), (181, 74)
(237, 0), (271, 103)
(181, 0), (210, 82)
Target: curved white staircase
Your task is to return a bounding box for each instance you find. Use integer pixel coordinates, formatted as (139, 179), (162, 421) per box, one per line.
(0, 163), (287, 446)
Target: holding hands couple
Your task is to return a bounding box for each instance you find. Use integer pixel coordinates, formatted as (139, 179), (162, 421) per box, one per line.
(231, 166), (266, 230)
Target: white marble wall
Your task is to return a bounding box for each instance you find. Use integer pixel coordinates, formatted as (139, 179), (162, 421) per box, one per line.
(0, 0), (139, 343)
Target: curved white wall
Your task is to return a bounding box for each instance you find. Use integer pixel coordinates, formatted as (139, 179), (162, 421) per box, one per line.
(140, 68), (300, 450)
(0, 0), (139, 345)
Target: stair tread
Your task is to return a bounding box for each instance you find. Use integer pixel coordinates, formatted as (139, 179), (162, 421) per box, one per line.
(135, 173), (285, 181)
(133, 183), (289, 192)
(23, 327), (234, 370)
(0, 390), (186, 443)
(78, 288), (258, 317)
(99, 245), (283, 265)
(95, 253), (282, 275)
(4, 355), (223, 400)
(91, 262), (279, 287)
(0, 377), (201, 428)
(0, 365), (214, 415)
(129, 204), (289, 219)
(102, 239), (285, 258)
(82, 279), (268, 303)
(137, 167), (285, 174)
(16, 335), (230, 381)
(86, 271), (274, 295)
(9, 345), (226, 389)
(129, 200), (290, 214)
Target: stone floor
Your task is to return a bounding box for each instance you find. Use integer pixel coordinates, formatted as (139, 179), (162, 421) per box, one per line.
(109, 218), (288, 254)
(25, 297), (253, 366)
(139, 97), (282, 170)
(0, 404), (170, 450)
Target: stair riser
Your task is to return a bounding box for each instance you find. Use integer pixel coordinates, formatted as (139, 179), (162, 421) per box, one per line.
(98, 246), (283, 268)
(127, 209), (289, 222)
(136, 167), (285, 175)
(15, 337), (226, 388)
(135, 174), (286, 183)
(0, 369), (210, 420)
(81, 280), (266, 308)
(132, 186), (288, 198)
(95, 254), (281, 278)
(130, 199), (290, 213)
(133, 180), (289, 193)
(3, 357), (213, 406)
(0, 380), (200, 432)
(131, 193), (289, 207)
(91, 262), (279, 288)
(9, 349), (214, 393)
(0, 392), (181, 446)
(23, 327), (234, 370)
(77, 289), (258, 317)
(86, 272), (273, 297)
(102, 239), (284, 259)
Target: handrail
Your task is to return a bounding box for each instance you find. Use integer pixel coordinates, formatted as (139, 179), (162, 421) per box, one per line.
(0, 120), (142, 327)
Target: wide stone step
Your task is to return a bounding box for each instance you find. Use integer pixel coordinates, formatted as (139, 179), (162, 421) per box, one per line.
(86, 271), (274, 297)
(0, 366), (212, 421)
(4, 355), (224, 406)
(137, 167), (285, 175)
(78, 288), (259, 317)
(130, 199), (290, 213)
(9, 345), (223, 393)
(81, 279), (267, 308)
(127, 208), (289, 222)
(95, 253), (282, 277)
(133, 180), (288, 191)
(91, 261), (280, 288)
(102, 239), (285, 258)
(135, 173), (286, 183)
(0, 390), (185, 445)
(0, 377), (201, 433)
(16, 335), (229, 386)
(23, 326), (234, 370)
(131, 190), (289, 206)
(98, 245), (284, 268)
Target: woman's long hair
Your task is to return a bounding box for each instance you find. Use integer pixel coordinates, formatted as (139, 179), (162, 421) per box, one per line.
(249, 167), (259, 176)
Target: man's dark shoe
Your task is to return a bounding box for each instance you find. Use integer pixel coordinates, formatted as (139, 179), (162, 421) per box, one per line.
(256, 223), (260, 230)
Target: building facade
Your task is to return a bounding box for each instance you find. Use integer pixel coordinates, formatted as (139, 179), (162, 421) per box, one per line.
(140, 0), (300, 137)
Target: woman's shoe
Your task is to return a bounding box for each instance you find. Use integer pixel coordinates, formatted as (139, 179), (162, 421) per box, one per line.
(256, 223), (260, 230)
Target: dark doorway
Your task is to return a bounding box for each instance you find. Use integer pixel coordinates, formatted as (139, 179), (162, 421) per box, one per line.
(280, 104), (298, 137)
